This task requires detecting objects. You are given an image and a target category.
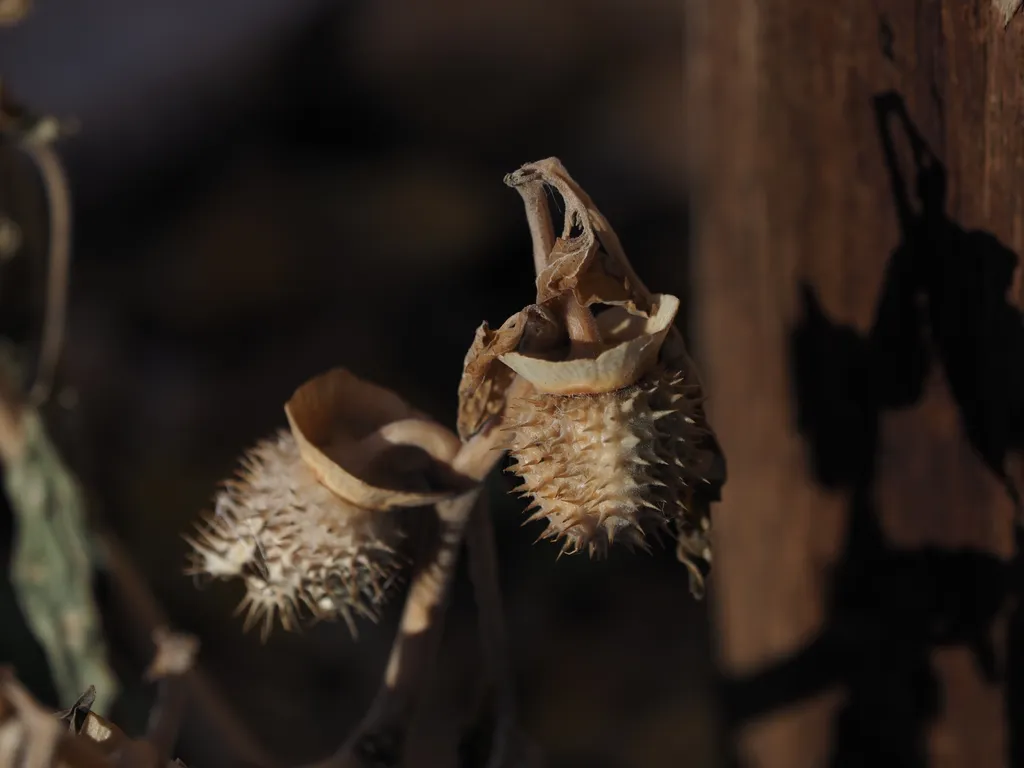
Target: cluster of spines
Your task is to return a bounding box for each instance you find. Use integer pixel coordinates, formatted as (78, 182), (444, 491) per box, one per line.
(184, 430), (401, 641)
(505, 368), (713, 561)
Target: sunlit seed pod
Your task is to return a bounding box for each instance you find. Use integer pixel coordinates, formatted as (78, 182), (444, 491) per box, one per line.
(185, 430), (401, 641)
(505, 367), (713, 562)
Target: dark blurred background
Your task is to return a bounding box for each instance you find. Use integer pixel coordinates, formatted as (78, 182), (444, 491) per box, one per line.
(0, 2), (713, 767)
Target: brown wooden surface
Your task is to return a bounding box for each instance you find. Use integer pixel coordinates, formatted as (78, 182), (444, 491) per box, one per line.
(688, 2), (1024, 767)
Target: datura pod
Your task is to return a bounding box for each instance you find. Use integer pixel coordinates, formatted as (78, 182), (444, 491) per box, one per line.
(186, 368), (462, 640)
(459, 158), (725, 597)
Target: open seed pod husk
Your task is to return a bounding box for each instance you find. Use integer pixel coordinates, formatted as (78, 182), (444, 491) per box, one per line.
(286, 367), (463, 509)
(188, 368), (465, 639)
(467, 157), (725, 596)
(500, 293), (680, 395)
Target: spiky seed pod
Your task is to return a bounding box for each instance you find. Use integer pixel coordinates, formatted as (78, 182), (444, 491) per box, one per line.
(498, 293), (718, 593)
(464, 157), (725, 597)
(505, 366), (713, 561)
(185, 368), (463, 640)
(185, 430), (401, 641)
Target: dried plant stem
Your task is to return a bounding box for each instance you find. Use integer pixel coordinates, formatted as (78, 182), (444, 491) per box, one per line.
(18, 139), (71, 406)
(97, 533), (278, 768)
(145, 676), (187, 764)
(510, 176), (555, 278)
(562, 294), (601, 347)
(464, 496), (519, 768)
(506, 164), (601, 357)
(320, 396), (521, 768)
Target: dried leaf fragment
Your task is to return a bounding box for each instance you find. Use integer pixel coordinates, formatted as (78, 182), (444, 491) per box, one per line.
(457, 315), (524, 441)
(457, 305), (562, 440)
(505, 158), (650, 312)
(57, 686), (130, 758)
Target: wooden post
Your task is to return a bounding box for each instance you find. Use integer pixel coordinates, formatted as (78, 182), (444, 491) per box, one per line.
(687, 3), (1024, 767)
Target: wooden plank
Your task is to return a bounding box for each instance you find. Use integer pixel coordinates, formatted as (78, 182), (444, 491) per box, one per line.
(687, 2), (1024, 766)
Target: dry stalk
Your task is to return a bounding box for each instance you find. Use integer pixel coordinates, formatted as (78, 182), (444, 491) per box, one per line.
(0, 82), (75, 406)
(464, 495), (525, 768)
(22, 138), (71, 407)
(316, 410), (524, 768)
(97, 532), (278, 768)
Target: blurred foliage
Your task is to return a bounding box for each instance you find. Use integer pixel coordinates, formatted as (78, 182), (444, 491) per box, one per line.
(5, 402), (117, 713)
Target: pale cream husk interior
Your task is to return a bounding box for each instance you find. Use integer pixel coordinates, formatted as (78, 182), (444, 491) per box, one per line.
(498, 293), (680, 395)
(285, 367), (461, 510)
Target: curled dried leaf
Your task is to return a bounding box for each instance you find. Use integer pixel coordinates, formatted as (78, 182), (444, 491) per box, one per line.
(57, 687), (130, 758)
(286, 368), (462, 509)
(506, 158), (649, 312)
(535, 234), (598, 306)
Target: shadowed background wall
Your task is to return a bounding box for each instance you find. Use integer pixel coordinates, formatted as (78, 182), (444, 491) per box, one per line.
(689, 2), (1024, 768)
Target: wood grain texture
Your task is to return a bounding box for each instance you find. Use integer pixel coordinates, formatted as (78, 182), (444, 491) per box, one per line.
(687, 2), (1024, 766)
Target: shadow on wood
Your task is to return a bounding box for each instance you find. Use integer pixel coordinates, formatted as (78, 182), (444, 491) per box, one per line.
(719, 91), (1024, 768)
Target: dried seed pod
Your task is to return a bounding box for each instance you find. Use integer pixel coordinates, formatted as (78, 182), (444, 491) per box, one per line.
(186, 368), (463, 640)
(506, 366), (713, 554)
(501, 298), (714, 567)
(186, 430), (402, 641)
(477, 158), (725, 596)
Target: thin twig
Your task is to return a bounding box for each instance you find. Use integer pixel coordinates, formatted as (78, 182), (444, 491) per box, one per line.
(504, 173), (555, 279)
(18, 138), (71, 406)
(97, 533), (278, 768)
(504, 170), (555, 279)
(143, 629), (199, 765)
